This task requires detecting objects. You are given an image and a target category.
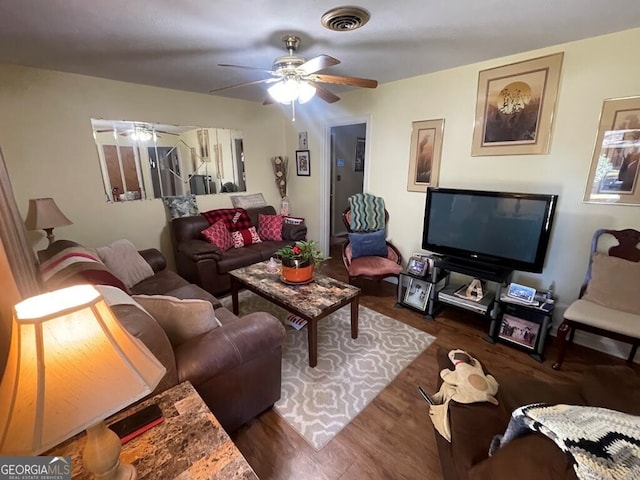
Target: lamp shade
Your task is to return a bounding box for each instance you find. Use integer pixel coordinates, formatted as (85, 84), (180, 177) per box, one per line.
(24, 197), (72, 230)
(268, 79), (316, 105)
(0, 285), (166, 455)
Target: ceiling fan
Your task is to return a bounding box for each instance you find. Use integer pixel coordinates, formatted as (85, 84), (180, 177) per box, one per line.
(210, 34), (378, 105)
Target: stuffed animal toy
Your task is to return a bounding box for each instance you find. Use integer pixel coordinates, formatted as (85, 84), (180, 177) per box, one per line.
(429, 349), (499, 441)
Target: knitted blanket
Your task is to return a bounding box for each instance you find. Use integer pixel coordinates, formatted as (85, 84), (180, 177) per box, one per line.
(490, 403), (640, 480)
(348, 193), (386, 231)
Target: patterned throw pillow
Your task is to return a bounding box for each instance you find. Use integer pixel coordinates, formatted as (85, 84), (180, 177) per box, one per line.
(231, 227), (262, 248)
(39, 246), (129, 292)
(201, 221), (233, 251)
(202, 208), (252, 232)
(258, 214), (283, 241)
(163, 195), (199, 219)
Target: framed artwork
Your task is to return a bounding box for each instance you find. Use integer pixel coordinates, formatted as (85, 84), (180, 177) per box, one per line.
(471, 52), (564, 156)
(295, 149), (311, 176)
(407, 119), (444, 192)
(583, 96), (640, 205)
(498, 314), (540, 350)
(197, 129), (210, 160)
(354, 137), (365, 172)
(403, 278), (431, 311)
(407, 255), (433, 277)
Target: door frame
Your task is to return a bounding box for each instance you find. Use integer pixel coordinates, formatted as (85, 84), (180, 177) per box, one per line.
(320, 115), (371, 257)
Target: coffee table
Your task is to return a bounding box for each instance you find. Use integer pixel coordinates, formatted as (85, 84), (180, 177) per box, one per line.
(229, 261), (361, 367)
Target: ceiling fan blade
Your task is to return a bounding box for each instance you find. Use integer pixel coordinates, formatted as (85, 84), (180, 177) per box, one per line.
(308, 74), (378, 88)
(218, 63), (275, 75)
(298, 55), (340, 75)
(209, 77), (276, 93)
(307, 81), (340, 103)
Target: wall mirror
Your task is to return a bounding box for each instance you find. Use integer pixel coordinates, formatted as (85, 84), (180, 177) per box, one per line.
(91, 119), (246, 202)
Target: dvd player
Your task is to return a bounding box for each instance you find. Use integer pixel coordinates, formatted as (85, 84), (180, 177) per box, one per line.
(438, 292), (490, 314)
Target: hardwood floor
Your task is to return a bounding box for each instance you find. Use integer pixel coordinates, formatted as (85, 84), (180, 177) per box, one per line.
(231, 244), (635, 480)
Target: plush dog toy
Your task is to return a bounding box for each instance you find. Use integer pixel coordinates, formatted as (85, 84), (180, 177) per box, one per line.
(429, 349), (499, 441)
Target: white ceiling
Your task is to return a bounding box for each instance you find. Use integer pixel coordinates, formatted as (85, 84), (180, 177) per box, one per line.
(1, 1), (640, 104)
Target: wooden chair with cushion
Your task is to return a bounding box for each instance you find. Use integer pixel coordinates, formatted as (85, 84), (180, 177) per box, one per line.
(552, 228), (640, 370)
(341, 193), (402, 285)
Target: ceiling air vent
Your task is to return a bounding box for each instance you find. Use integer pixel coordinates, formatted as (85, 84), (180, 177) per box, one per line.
(321, 6), (370, 31)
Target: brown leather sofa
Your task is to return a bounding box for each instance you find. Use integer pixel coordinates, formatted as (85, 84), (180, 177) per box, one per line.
(39, 240), (286, 433)
(433, 347), (640, 480)
(170, 205), (307, 296)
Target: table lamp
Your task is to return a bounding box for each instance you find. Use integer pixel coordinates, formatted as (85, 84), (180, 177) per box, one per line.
(24, 197), (73, 246)
(0, 284), (166, 479)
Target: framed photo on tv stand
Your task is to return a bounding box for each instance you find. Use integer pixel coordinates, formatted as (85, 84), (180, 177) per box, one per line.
(407, 256), (432, 277)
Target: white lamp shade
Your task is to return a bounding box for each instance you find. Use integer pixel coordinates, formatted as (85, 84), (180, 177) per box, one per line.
(0, 285), (166, 455)
(24, 198), (72, 230)
(268, 79), (316, 105)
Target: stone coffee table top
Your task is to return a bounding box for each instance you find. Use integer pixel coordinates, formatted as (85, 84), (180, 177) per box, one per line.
(47, 382), (257, 479)
(229, 261), (360, 319)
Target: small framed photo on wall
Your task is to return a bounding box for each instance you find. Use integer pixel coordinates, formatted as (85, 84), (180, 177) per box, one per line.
(296, 150), (311, 176)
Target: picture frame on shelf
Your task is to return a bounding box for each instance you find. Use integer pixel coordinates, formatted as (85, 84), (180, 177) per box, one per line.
(407, 119), (444, 192)
(583, 95), (640, 206)
(471, 52), (563, 156)
(403, 278), (431, 311)
(498, 313), (540, 350)
(295, 150), (311, 176)
(407, 255), (432, 277)
(354, 137), (365, 172)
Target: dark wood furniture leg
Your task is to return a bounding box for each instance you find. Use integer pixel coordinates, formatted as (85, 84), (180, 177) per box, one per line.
(351, 296), (359, 339)
(552, 319), (571, 370)
(307, 319), (318, 368)
(230, 276), (240, 315)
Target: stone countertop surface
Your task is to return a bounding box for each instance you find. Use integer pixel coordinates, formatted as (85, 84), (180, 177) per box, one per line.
(230, 260), (360, 318)
(47, 382), (258, 480)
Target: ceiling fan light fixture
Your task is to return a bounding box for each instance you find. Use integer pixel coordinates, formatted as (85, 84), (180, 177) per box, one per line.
(298, 81), (316, 104)
(268, 79), (316, 105)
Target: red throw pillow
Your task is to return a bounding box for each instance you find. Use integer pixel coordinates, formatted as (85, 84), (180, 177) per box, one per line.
(201, 221), (233, 251)
(202, 208), (252, 232)
(231, 227), (262, 248)
(258, 214), (283, 241)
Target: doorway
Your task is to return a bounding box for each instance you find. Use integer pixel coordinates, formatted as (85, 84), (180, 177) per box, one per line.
(327, 121), (367, 253)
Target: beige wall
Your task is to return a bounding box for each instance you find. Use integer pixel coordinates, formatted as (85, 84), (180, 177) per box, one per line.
(287, 27), (640, 358)
(0, 65), (288, 261)
(1, 28), (639, 359)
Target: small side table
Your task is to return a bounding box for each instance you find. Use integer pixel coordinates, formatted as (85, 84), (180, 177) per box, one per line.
(47, 382), (258, 479)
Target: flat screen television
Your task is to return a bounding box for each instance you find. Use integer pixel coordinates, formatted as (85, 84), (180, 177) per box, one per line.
(422, 187), (558, 274)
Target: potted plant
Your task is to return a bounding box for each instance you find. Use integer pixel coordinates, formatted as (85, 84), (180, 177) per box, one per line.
(275, 240), (325, 283)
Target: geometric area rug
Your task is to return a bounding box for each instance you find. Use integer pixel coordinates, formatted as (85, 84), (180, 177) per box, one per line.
(221, 290), (436, 450)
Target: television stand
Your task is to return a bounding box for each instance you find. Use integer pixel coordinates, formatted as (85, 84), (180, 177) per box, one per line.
(439, 257), (513, 284)
(435, 258), (513, 321)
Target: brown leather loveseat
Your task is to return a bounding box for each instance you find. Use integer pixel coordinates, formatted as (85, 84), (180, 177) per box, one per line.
(170, 205), (307, 296)
(39, 240), (286, 432)
(433, 347), (640, 480)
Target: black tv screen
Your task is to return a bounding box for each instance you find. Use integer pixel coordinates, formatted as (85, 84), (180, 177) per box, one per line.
(422, 188), (557, 273)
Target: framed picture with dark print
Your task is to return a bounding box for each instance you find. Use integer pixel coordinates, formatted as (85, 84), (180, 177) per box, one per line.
(584, 96), (640, 205)
(354, 137), (365, 172)
(295, 149), (311, 176)
(471, 52), (563, 156)
(197, 129), (210, 160)
(498, 314), (540, 351)
(403, 278), (431, 311)
(407, 119), (444, 192)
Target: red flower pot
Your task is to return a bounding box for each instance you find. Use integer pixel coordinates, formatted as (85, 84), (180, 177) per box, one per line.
(281, 258), (314, 283)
